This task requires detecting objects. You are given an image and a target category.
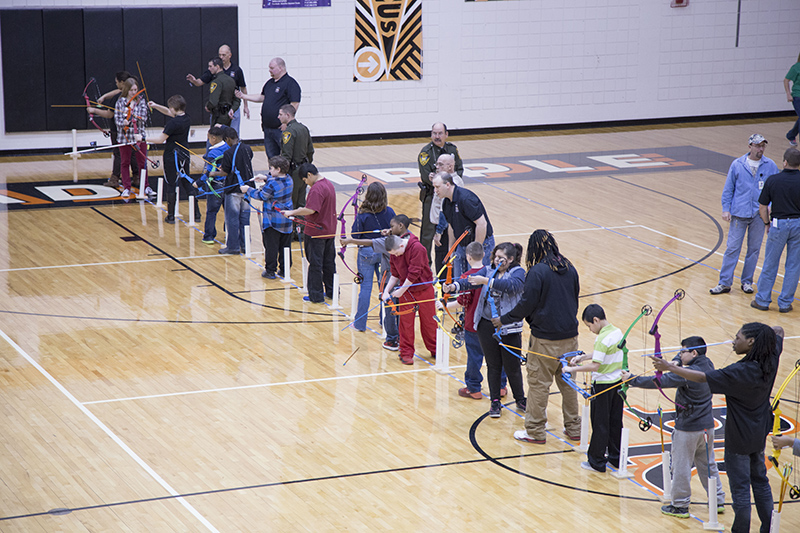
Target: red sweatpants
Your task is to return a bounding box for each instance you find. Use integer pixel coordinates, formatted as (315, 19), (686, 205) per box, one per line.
(397, 285), (437, 358)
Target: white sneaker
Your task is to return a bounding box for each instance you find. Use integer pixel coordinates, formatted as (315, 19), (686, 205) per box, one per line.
(741, 282), (754, 294)
(121, 188), (130, 197)
(144, 186), (155, 197)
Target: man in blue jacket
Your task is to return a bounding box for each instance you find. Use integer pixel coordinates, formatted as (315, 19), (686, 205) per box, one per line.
(710, 134), (779, 295)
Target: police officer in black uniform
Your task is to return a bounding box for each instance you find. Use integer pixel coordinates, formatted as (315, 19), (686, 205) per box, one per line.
(418, 122), (463, 262)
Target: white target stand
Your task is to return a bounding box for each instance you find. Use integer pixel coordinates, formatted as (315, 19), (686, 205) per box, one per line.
(576, 404), (590, 453)
(188, 196), (196, 226)
(136, 170), (147, 199)
(432, 322), (452, 375)
(611, 428), (634, 479)
(329, 273), (343, 310)
(349, 282), (358, 319)
(659, 450), (673, 503)
(173, 186), (180, 219)
(281, 247), (293, 283)
(301, 258), (309, 294)
(704, 476), (725, 531)
(68, 129), (80, 183)
(156, 177), (164, 207)
(243, 225), (252, 258)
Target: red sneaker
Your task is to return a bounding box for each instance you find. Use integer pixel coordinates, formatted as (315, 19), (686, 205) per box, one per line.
(458, 387), (482, 399)
(400, 355), (414, 365)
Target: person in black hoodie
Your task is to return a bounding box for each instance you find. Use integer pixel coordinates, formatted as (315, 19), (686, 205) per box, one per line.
(493, 229), (581, 445)
(623, 336), (726, 519)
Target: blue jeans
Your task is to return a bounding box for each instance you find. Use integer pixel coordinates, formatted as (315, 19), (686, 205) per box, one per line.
(230, 108), (241, 136)
(718, 216), (765, 286)
(223, 193), (250, 252)
(787, 97), (800, 141)
(754, 218), (800, 309)
(203, 183), (224, 241)
(452, 235), (495, 279)
(724, 449), (772, 533)
(264, 128), (282, 159)
(354, 247), (398, 341)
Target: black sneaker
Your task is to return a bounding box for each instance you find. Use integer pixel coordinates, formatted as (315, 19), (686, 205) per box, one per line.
(515, 398), (527, 412)
(164, 215), (175, 224)
(660, 505), (689, 519)
(489, 400), (502, 418)
(262, 271), (277, 279)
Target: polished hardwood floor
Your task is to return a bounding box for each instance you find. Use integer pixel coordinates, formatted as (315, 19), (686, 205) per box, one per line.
(0, 118), (799, 531)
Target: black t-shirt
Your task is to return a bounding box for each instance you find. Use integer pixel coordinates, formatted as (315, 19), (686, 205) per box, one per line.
(758, 169), (800, 219)
(260, 74), (301, 130)
(200, 64), (247, 89)
(162, 114), (191, 164)
(706, 335), (783, 454)
(441, 185), (494, 245)
(220, 142), (254, 193)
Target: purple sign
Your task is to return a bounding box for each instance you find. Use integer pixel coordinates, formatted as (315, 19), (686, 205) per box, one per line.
(263, 0), (331, 7)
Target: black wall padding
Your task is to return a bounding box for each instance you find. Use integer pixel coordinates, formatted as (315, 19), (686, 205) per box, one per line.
(162, 7), (203, 127)
(43, 10), (86, 132)
(1, 6), (238, 134)
(83, 9), (125, 133)
(1, 10), (47, 132)
(123, 8), (165, 129)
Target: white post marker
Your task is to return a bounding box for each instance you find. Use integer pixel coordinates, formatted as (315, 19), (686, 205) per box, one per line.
(174, 185), (180, 218)
(611, 428), (634, 479)
(577, 404), (590, 452)
(380, 301), (387, 339)
(301, 258), (309, 294)
(329, 273), (342, 310)
(137, 170), (146, 199)
(660, 450), (672, 503)
(432, 328), (452, 374)
(70, 129), (79, 183)
(282, 247), (293, 283)
(705, 476), (725, 531)
(244, 225), (251, 258)
(156, 177), (164, 207)
(188, 196), (196, 226)
(140, 201), (147, 226)
(350, 281), (358, 319)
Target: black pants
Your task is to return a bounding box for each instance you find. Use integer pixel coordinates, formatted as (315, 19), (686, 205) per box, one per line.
(164, 154), (200, 219)
(304, 235), (336, 302)
(588, 380), (624, 471)
(263, 227), (292, 276)
(434, 229), (449, 275)
(476, 318), (525, 402)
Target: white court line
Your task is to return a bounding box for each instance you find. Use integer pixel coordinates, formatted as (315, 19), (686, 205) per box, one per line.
(639, 225), (783, 279)
(83, 364), (467, 405)
(0, 327), (219, 532)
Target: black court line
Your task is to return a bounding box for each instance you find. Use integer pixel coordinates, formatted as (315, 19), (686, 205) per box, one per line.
(91, 207), (336, 319)
(0, 448), (571, 523)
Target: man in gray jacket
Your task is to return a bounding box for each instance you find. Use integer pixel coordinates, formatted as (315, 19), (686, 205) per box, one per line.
(622, 336), (726, 519)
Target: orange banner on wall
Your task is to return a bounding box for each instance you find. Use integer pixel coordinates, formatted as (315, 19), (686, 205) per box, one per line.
(353, 0), (422, 82)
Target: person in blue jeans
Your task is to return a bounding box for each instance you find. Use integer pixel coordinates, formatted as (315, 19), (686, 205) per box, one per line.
(752, 148), (800, 313)
(440, 241), (507, 400)
(709, 134), (779, 296)
(651, 322), (783, 533)
(210, 127), (252, 254)
(784, 53), (800, 146)
(341, 190), (399, 348)
(195, 126), (227, 244)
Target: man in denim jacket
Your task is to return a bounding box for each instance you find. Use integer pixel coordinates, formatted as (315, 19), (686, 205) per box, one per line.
(710, 134), (779, 296)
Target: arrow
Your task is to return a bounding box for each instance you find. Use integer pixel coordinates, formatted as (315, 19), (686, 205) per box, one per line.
(358, 55), (379, 73)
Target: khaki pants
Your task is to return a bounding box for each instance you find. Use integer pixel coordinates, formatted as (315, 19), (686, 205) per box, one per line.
(524, 335), (581, 440)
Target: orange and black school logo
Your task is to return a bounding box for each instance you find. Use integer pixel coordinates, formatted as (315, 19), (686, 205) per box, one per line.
(354, 0), (422, 82)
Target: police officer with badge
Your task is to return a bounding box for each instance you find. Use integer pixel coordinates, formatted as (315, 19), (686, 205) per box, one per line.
(279, 104), (314, 214)
(205, 58), (239, 127)
(418, 122), (463, 262)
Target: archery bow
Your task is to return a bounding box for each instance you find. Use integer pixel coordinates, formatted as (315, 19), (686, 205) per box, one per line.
(559, 351), (591, 399)
(338, 174), (368, 284)
(124, 87), (160, 169)
(83, 78), (110, 137)
(433, 228), (472, 347)
(649, 289), (689, 412)
(769, 359), (800, 501)
(618, 304), (654, 431)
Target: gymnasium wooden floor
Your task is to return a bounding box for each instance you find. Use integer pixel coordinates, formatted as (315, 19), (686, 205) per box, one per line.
(1, 119), (799, 532)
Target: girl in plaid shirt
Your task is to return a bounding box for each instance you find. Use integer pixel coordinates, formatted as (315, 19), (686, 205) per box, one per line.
(114, 78), (150, 197)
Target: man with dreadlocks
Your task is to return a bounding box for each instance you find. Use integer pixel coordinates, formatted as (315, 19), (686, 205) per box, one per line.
(652, 322), (783, 533)
(492, 229), (581, 444)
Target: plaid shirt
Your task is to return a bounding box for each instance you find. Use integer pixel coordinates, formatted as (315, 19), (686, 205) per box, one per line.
(244, 173), (293, 233)
(114, 96), (148, 145)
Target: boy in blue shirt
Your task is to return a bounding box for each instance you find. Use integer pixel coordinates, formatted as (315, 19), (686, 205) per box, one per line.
(196, 126), (227, 244)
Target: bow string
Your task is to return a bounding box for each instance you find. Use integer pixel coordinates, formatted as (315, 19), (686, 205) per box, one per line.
(338, 174), (368, 284)
(649, 289), (688, 412)
(618, 304), (654, 431)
